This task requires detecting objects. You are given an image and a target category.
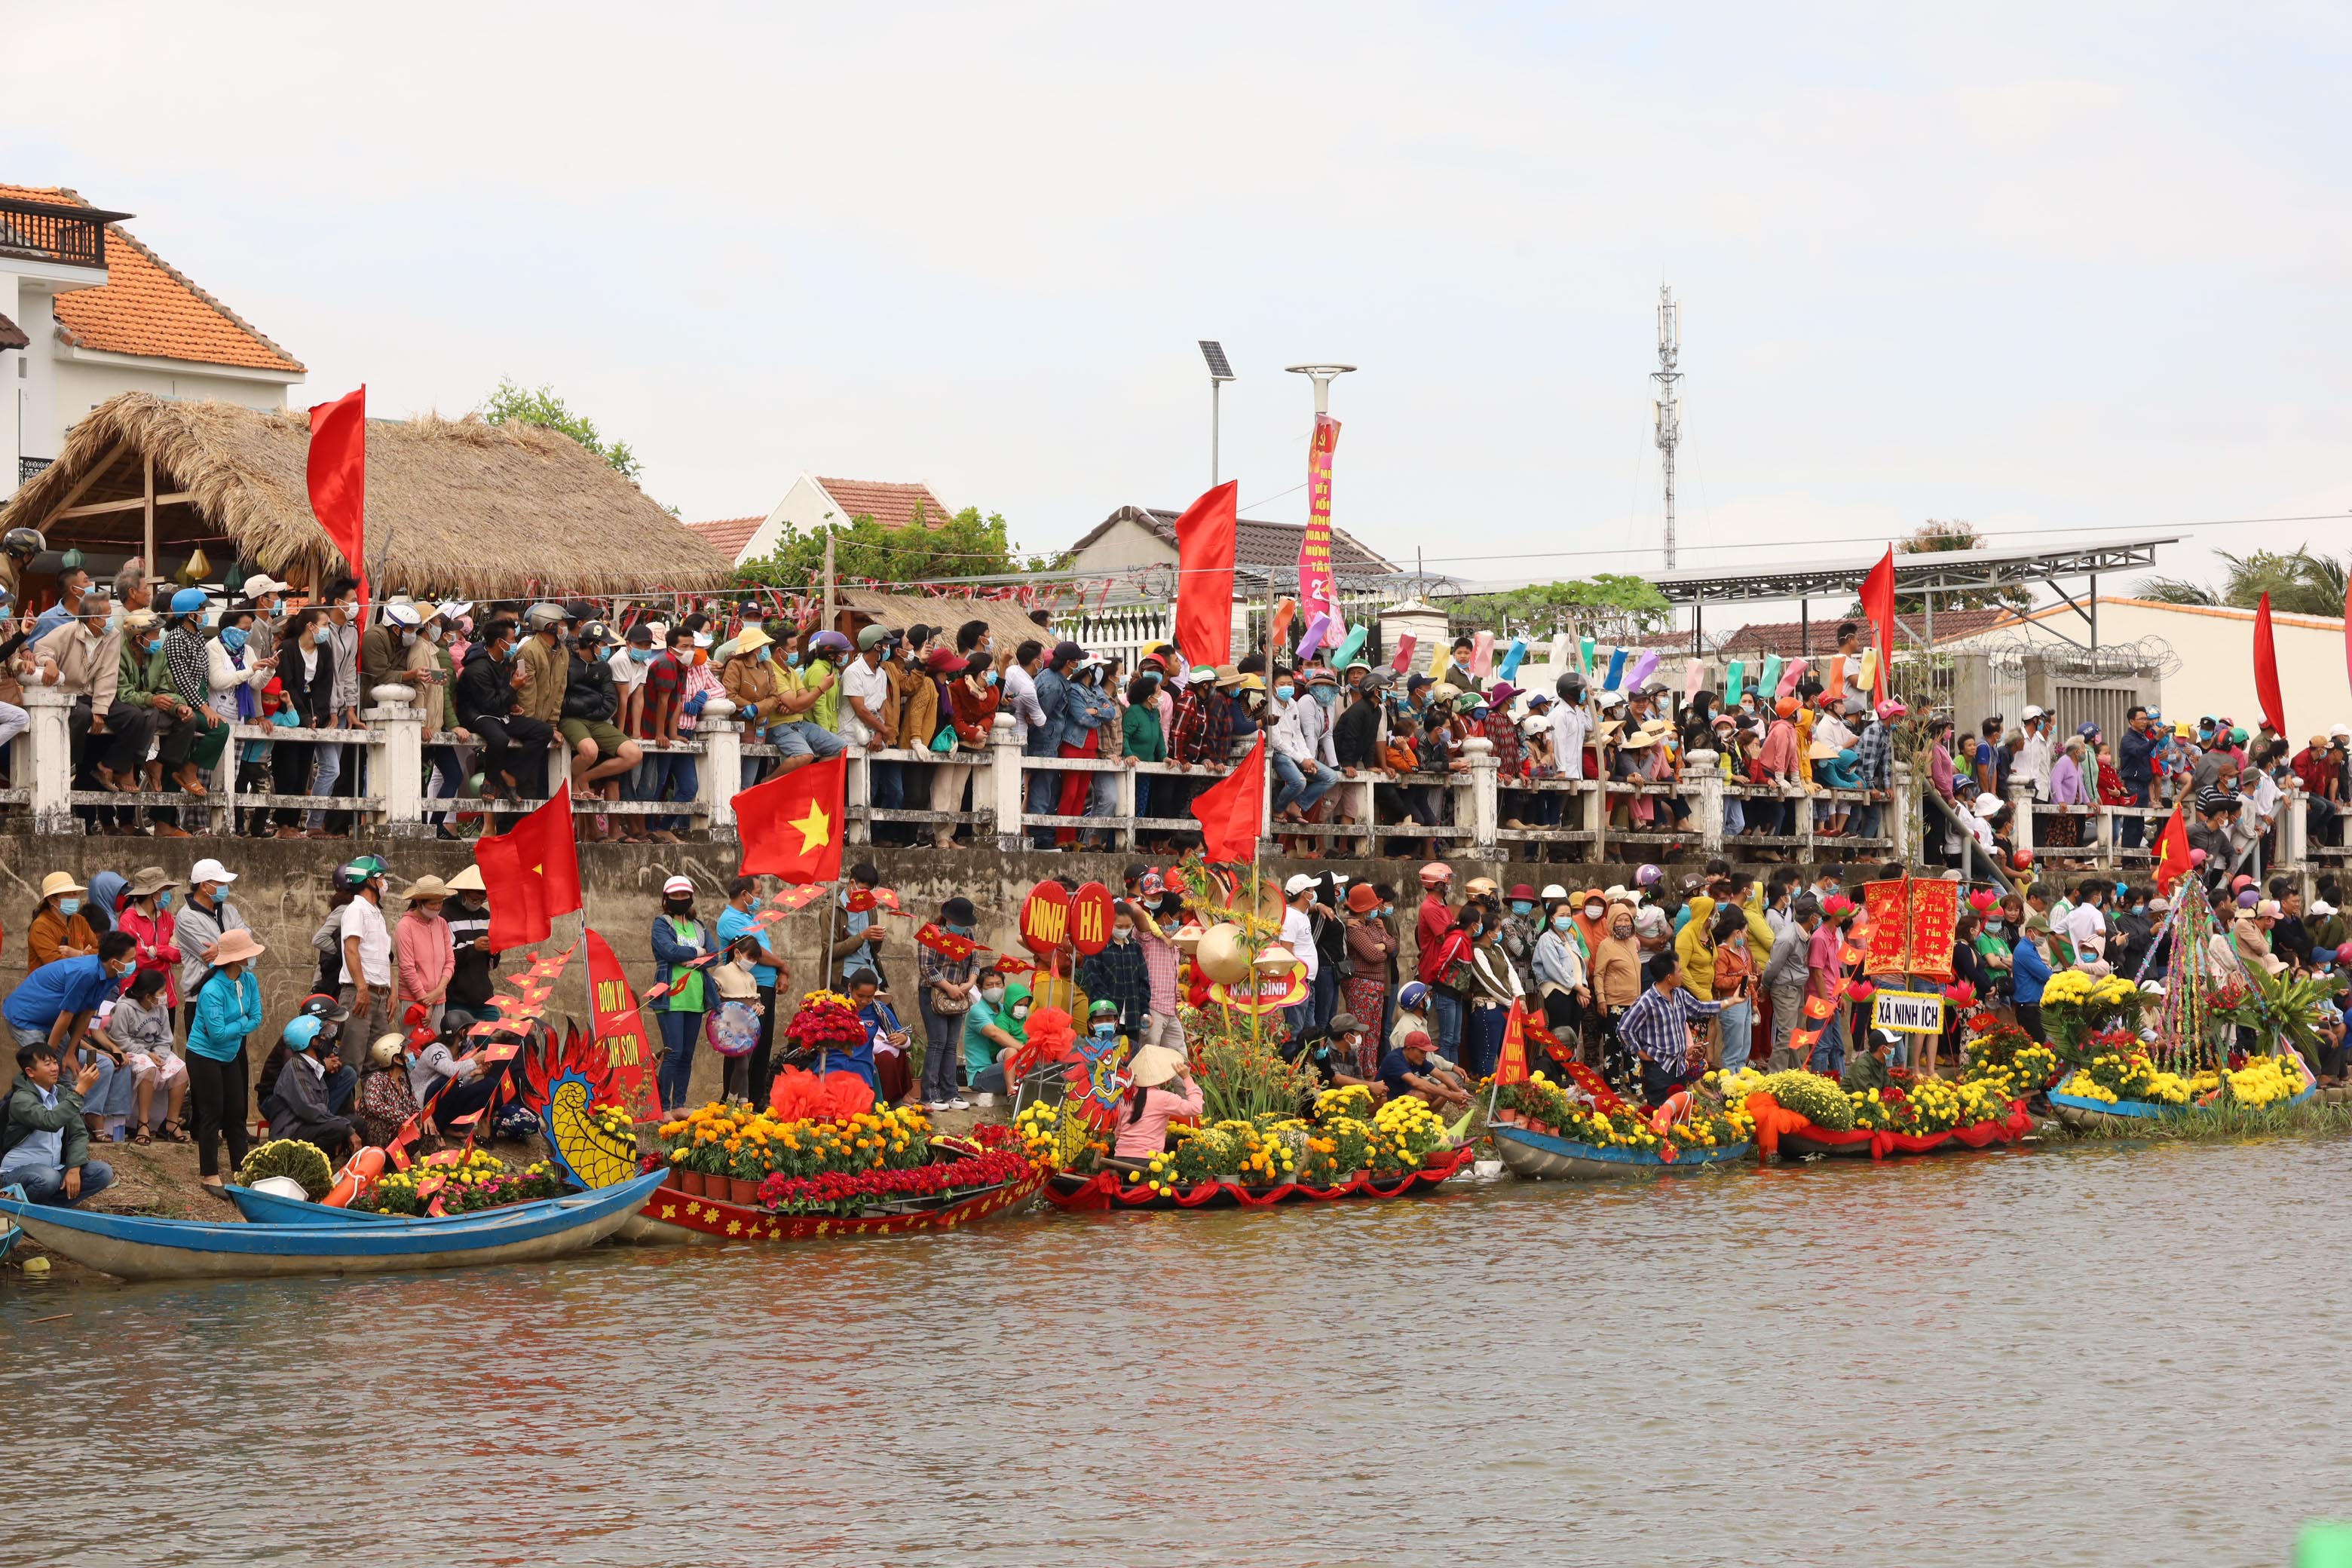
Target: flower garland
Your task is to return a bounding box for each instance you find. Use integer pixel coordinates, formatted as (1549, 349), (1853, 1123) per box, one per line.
(360, 1154), (567, 1216)
(784, 990), (867, 1050)
(755, 1147), (1031, 1215)
(659, 1100), (932, 1183)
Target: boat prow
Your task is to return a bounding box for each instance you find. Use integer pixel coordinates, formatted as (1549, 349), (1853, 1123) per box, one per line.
(1490, 1123), (1750, 1179)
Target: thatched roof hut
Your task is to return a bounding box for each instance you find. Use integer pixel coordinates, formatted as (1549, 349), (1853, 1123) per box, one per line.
(1, 391), (732, 597)
(831, 588), (1053, 653)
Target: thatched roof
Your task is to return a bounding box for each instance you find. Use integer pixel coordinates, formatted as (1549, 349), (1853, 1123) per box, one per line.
(2, 392), (733, 597)
(832, 588), (1052, 652)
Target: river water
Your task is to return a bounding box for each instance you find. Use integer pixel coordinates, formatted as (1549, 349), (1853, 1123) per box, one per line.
(5, 1134), (2346, 1567)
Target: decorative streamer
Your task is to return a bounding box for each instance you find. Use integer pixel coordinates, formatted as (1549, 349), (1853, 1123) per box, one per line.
(1623, 650), (1661, 692)
(1498, 635), (1529, 681)
(1759, 654), (1783, 704)
(1724, 658), (1746, 706)
(1471, 630), (1496, 677)
(1603, 648), (1629, 691)
(1297, 612), (1332, 660)
(1331, 624), (1370, 669)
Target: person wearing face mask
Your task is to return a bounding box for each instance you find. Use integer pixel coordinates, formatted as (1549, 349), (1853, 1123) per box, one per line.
(1340, 883), (1397, 1061)
(1267, 666), (1340, 831)
(1588, 897), (1646, 1089)
(504, 602), (574, 797)
(712, 875), (787, 1099)
(359, 599), (422, 691)
(650, 876), (711, 1113)
(7, 927), (142, 1140)
(1047, 654), (1116, 850)
(2011, 913), (2055, 1042)
(1532, 896), (1591, 1046)
(28, 872), (100, 969)
(457, 615), (554, 804)
(114, 865), (185, 1015)
(110, 605), (199, 835)
(182, 926), (268, 1190)
(929, 651), (997, 848)
(1077, 903), (1150, 1047)
(265, 605), (334, 834)
(916, 896), (985, 1110)
(442, 864), (498, 1021)
(406, 603), (468, 838)
(962, 974), (1031, 1103)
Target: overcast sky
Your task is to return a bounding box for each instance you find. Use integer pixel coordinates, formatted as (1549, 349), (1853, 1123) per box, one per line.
(9, 4), (2348, 604)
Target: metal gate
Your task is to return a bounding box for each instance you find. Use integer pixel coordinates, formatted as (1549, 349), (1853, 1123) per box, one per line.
(2056, 683), (2133, 744)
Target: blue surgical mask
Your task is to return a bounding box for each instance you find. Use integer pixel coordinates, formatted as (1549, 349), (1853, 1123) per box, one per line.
(629, 647), (654, 663)
(1311, 685), (1338, 708)
(157, 892), (174, 910)
(945, 920), (972, 936)
(219, 627), (248, 654)
(985, 669), (1000, 687)
(144, 635), (164, 654)
(785, 651), (801, 667)
(754, 646), (773, 663)
(1275, 683), (1296, 702)
(312, 625), (332, 646)
(1511, 901), (1533, 916)
(1552, 914), (1573, 931)
(1091, 1022), (1116, 1040)
(58, 899), (81, 916)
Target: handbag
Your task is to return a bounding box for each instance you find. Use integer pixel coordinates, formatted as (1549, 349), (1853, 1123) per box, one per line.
(931, 723), (957, 753)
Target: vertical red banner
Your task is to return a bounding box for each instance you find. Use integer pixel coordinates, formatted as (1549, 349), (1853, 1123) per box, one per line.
(1298, 414), (1342, 627)
(583, 929), (658, 1116)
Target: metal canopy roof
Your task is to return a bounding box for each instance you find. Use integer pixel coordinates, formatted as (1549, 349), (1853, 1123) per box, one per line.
(1649, 534), (2180, 607)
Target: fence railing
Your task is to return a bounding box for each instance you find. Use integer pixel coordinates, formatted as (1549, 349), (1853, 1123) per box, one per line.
(37, 682), (2336, 877)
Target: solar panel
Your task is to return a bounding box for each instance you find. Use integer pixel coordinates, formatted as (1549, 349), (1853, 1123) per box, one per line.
(1198, 340), (1234, 380)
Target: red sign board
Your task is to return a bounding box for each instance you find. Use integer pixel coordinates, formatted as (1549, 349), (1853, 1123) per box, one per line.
(1069, 881), (1114, 955)
(1018, 881), (1072, 956)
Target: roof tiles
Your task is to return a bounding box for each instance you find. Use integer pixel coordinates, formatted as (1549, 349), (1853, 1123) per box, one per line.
(815, 476), (955, 531)
(0, 184), (302, 373)
(686, 515), (764, 562)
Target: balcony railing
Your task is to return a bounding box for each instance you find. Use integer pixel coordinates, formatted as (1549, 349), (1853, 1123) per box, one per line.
(18, 455), (53, 485)
(0, 197), (128, 270)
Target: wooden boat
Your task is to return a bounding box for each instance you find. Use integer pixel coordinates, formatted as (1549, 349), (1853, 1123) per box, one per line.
(222, 1184), (403, 1225)
(1490, 1123), (1751, 1178)
(1043, 1144), (1478, 1211)
(0, 1169), (667, 1282)
(2048, 1080), (2317, 1132)
(626, 1160), (1049, 1243)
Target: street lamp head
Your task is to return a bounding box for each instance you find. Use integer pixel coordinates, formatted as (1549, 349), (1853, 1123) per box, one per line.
(1284, 363), (1357, 378)
(1199, 340), (1234, 381)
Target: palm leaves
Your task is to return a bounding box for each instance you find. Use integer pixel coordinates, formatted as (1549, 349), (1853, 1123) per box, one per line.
(2135, 547), (2350, 617)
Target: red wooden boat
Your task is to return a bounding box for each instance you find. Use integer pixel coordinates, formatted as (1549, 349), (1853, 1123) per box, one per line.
(1041, 1145), (1476, 1211)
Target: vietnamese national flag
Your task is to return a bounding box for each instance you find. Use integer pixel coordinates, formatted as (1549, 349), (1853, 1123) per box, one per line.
(306, 386), (369, 600)
(1495, 997), (1531, 1086)
(2253, 590), (2286, 740)
(1172, 481), (1237, 667)
(1859, 544), (1897, 703)
(734, 753), (845, 884)
(1189, 733), (1266, 862)
(473, 781), (584, 951)
(2152, 801), (2194, 894)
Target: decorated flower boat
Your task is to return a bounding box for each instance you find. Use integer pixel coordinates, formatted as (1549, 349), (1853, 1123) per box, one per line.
(1030, 1086), (1476, 1211)
(1726, 1065), (2036, 1162)
(2047, 1052), (2317, 1132)
(1486, 1071), (1752, 1179)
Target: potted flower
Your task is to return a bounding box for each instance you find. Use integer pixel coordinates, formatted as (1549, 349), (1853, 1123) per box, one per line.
(728, 1135), (772, 1206)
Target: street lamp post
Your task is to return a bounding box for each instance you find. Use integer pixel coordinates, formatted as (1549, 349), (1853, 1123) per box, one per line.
(1199, 340), (1235, 485)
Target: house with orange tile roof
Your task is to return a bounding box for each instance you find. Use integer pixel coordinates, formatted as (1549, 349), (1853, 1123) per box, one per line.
(691, 474), (959, 565)
(2, 183), (303, 503)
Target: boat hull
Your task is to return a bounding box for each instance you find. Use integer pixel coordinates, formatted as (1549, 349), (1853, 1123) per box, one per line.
(1491, 1125), (1750, 1178)
(632, 1165), (1048, 1242)
(2050, 1080), (2317, 1132)
(1043, 1145), (1477, 1210)
(0, 1170), (667, 1282)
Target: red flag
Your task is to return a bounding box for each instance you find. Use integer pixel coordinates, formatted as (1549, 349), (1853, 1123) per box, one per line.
(474, 782), (583, 952)
(1189, 733), (1266, 862)
(1859, 545), (1897, 703)
(1495, 997), (1530, 1086)
(1172, 481), (1237, 666)
(583, 929), (658, 1117)
(2153, 801), (2194, 894)
(2253, 590), (2286, 740)
(2343, 574), (2352, 709)
(734, 753), (845, 884)
(1389, 632), (1416, 675)
(306, 386), (369, 600)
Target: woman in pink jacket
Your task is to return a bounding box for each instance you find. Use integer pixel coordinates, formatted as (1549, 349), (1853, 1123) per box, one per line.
(1111, 1043), (1202, 1161)
(394, 875), (458, 1031)
(115, 865), (185, 1009)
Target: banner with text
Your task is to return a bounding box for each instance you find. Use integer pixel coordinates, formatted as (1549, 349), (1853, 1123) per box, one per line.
(1298, 413), (1343, 629)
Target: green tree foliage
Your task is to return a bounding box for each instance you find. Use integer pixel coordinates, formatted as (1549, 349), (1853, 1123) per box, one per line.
(734, 504), (1061, 589)
(2138, 547), (2349, 617)
(1444, 574), (1671, 637)
(479, 378), (642, 481)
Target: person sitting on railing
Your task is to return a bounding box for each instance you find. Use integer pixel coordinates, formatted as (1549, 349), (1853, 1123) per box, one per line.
(560, 622), (645, 843)
(842, 624), (904, 835)
(637, 624), (705, 845)
(1120, 671), (1166, 843)
(891, 631), (945, 839)
(1163, 665), (1227, 825)
(1048, 654), (1117, 850)
(456, 615), (543, 807)
(402, 603), (469, 841)
(1266, 670), (1339, 845)
(111, 607), (198, 837)
(504, 602), (574, 800)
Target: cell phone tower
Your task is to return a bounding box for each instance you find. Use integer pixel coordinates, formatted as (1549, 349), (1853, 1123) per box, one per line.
(1652, 284), (1682, 568)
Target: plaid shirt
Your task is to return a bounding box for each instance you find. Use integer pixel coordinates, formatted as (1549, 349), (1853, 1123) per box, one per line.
(1614, 983), (1724, 1074)
(1077, 938), (1152, 1039)
(1484, 710), (1523, 779)
(1854, 719), (1893, 792)
(1169, 685), (1230, 766)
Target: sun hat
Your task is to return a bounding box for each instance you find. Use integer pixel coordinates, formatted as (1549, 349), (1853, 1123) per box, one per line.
(1346, 882), (1382, 914)
(1129, 1044), (1185, 1088)
(124, 865), (173, 899)
(240, 574), (291, 597)
(38, 872), (86, 900)
(445, 864), (486, 893)
(662, 874), (695, 897)
(208, 928), (267, 965)
(400, 874), (453, 902)
(733, 625), (773, 655)
(1508, 884), (1539, 902)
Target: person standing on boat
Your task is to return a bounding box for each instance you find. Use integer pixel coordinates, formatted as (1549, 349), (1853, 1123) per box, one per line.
(1588, 899), (1646, 1091)
(651, 875), (712, 1113)
(1617, 951), (1726, 1107)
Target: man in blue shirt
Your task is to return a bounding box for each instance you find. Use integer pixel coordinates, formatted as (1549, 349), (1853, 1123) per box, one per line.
(829, 863), (888, 988)
(1, 1042), (115, 1205)
(5, 933), (139, 1058)
(1616, 950), (1726, 1105)
(1377, 1031), (1471, 1110)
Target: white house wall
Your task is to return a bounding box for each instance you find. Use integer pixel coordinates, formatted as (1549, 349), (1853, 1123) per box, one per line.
(1066, 517), (1178, 575)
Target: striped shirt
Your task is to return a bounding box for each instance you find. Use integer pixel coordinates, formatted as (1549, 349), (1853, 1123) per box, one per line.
(1614, 983), (1724, 1075)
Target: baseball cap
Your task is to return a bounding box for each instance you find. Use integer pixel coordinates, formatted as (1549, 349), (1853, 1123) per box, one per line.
(1283, 873), (1317, 896)
(189, 857), (237, 885)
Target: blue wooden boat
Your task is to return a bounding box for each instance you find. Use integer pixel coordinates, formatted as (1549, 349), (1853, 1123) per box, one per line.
(2050, 1078), (2317, 1132)
(0, 1169), (666, 1282)
(222, 1184), (405, 1225)
(1490, 1122), (1751, 1179)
